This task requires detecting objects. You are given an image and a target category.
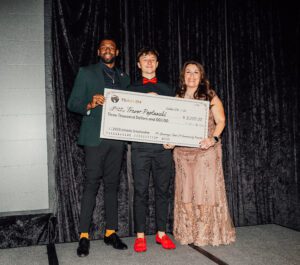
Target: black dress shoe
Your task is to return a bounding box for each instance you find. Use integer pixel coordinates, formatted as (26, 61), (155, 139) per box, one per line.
(104, 233), (128, 250)
(77, 238), (90, 257)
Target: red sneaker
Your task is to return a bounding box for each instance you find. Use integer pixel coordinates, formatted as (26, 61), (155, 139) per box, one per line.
(134, 238), (147, 252)
(156, 234), (176, 249)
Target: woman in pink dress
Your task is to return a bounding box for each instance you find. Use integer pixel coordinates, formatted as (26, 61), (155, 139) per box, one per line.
(165, 61), (235, 246)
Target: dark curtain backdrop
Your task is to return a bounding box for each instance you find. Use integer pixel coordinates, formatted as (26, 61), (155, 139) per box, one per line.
(225, 0), (300, 229)
(50, 0), (299, 243)
(1, 0), (298, 249)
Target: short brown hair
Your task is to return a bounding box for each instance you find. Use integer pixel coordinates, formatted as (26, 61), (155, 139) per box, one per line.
(137, 47), (159, 62)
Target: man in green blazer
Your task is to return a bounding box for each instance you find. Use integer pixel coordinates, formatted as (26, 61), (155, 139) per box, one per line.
(68, 38), (130, 257)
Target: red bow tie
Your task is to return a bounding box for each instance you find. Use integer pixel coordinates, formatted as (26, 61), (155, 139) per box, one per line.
(143, 77), (157, 84)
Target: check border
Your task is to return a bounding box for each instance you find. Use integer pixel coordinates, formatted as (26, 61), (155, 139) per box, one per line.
(100, 89), (209, 147)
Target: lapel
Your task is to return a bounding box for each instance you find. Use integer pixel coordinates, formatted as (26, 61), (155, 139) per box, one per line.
(115, 68), (124, 78)
(91, 62), (105, 84)
(115, 68), (128, 88)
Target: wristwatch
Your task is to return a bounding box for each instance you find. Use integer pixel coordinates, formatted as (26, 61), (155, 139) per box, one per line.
(213, 136), (219, 143)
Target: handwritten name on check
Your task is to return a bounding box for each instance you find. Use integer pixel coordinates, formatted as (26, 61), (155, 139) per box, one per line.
(100, 89), (209, 147)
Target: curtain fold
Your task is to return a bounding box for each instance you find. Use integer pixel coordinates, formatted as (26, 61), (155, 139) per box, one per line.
(0, 214), (51, 248)
(225, 0), (299, 229)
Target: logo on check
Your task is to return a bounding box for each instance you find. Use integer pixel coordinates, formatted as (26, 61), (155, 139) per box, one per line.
(111, 95), (119, 103)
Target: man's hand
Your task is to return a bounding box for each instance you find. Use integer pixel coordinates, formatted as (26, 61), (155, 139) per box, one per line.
(87, 94), (105, 110)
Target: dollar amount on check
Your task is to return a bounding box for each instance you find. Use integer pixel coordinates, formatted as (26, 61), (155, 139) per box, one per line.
(100, 89), (209, 147)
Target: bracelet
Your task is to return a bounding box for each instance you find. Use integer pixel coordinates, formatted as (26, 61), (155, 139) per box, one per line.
(213, 136), (219, 143)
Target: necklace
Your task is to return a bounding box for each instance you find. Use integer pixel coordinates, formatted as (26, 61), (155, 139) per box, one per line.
(185, 89), (197, 99)
(185, 93), (195, 99)
(103, 69), (115, 84)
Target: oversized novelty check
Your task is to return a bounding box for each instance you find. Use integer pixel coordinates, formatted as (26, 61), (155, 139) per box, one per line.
(100, 89), (209, 147)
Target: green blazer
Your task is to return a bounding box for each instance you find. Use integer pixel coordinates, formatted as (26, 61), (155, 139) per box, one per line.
(67, 62), (130, 146)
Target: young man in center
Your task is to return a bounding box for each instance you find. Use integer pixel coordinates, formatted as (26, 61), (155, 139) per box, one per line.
(128, 48), (176, 252)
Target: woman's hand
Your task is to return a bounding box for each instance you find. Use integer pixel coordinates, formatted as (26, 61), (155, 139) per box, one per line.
(199, 137), (215, 150)
(163, 144), (175, 149)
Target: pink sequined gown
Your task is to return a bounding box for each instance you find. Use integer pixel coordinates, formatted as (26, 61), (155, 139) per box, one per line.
(173, 109), (236, 246)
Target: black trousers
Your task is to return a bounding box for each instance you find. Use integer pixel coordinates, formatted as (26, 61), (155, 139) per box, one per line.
(131, 145), (173, 233)
(79, 140), (124, 232)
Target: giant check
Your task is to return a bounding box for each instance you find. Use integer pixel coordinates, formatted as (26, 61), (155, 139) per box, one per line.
(100, 89), (209, 147)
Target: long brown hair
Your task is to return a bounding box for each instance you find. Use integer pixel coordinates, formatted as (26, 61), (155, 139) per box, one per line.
(177, 61), (215, 101)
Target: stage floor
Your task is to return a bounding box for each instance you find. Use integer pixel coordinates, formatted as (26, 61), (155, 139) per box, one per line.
(0, 224), (299, 265)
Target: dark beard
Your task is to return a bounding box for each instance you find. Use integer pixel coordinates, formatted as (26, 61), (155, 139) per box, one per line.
(100, 56), (116, 64)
